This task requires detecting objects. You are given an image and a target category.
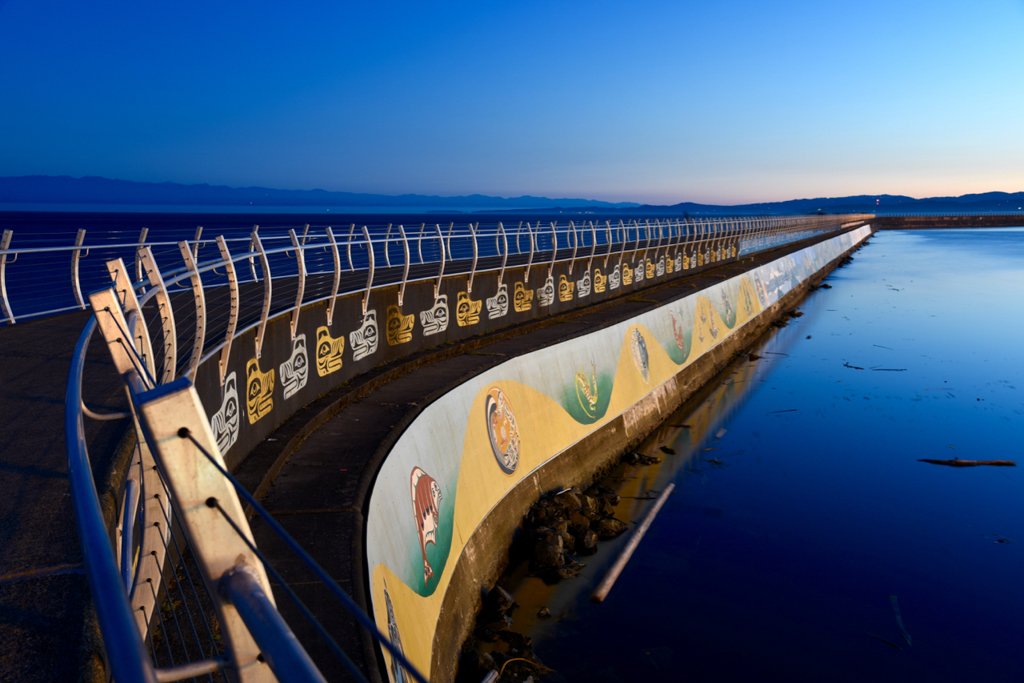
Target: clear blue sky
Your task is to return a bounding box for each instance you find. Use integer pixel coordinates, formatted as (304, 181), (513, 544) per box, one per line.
(1, 1), (1022, 204)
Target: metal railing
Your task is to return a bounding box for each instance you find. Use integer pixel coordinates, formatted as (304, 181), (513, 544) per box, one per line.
(63, 214), (869, 681)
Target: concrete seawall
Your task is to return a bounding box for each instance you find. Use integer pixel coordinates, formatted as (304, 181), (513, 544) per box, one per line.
(362, 226), (873, 682)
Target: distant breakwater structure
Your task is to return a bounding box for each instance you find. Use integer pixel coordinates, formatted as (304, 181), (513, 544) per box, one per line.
(38, 214), (877, 681)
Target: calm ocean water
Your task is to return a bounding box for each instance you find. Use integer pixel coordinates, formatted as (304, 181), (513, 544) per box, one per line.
(0, 209), (601, 320)
(528, 228), (1024, 682)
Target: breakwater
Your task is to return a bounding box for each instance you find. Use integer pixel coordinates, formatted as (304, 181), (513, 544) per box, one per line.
(363, 225), (872, 681)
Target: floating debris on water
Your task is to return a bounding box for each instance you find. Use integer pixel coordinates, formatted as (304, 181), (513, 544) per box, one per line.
(843, 361), (865, 370)
(918, 458), (1016, 468)
(871, 367), (908, 372)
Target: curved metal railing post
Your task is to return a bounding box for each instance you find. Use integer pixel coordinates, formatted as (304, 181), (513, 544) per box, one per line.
(1, 229), (15, 324)
(496, 222), (508, 287)
(216, 236), (239, 384)
(325, 227), (341, 327)
(140, 247), (178, 384)
(251, 231), (272, 360)
(524, 222), (535, 282)
(346, 224), (356, 271)
(383, 224), (393, 268)
(179, 241), (207, 379)
(289, 229), (306, 339)
(587, 220), (597, 272)
(417, 223), (426, 263)
(467, 222), (479, 294)
(193, 226), (205, 261)
(105, 258), (156, 379)
(617, 220), (627, 269)
(135, 227), (149, 283)
(361, 226), (375, 316)
(397, 225), (411, 306)
(248, 226), (260, 283)
(514, 221), (524, 257)
(547, 221), (558, 279)
(72, 228), (89, 310)
(432, 224), (446, 298)
(568, 220), (579, 274)
(603, 220), (613, 268)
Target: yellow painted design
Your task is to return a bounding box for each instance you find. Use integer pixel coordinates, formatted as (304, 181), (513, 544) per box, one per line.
(513, 281), (533, 312)
(622, 263), (633, 285)
(245, 358), (274, 424)
(593, 268), (607, 293)
(665, 257), (675, 274)
(315, 325), (345, 377)
(455, 290), (482, 327)
(683, 253), (691, 270)
(645, 259), (655, 279)
(697, 251), (705, 267)
(387, 304), (414, 346)
(558, 274), (574, 302)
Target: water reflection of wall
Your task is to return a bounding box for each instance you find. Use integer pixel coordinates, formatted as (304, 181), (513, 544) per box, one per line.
(365, 226), (872, 682)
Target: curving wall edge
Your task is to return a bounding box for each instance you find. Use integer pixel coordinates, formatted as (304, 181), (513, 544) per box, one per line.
(364, 225), (874, 682)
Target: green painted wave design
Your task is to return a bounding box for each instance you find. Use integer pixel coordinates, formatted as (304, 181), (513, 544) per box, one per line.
(561, 372), (615, 424)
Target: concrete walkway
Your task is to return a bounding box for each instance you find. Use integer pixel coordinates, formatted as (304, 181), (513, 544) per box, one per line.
(0, 311), (128, 680)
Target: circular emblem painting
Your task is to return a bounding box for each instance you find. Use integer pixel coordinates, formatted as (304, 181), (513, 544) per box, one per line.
(630, 328), (650, 382)
(485, 387), (520, 474)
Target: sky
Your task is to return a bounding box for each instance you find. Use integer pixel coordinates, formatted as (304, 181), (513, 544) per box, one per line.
(1, 1), (1022, 205)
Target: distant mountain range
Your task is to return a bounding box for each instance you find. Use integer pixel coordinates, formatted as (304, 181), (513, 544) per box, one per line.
(1, 175), (1022, 215)
(0, 175), (639, 211)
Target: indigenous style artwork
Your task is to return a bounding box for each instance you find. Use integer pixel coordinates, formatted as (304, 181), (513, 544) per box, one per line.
(387, 304), (415, 345)
(576, 270), (591, 297)
(279, 334), (308, 400)
(630, 328), (650, 382)
(486, 283), (509, 320)
(485, 387), (520, 474)
(245, 357), (274, 424)
(350, 310), (379, 361)
(621, 263), (633, 286)
(410, 467), (443, 586)
(455, 291), (482, 327)
(657, 255), (666, 277)
(537, 275), (555, 307)
(419, 296), (448, 336)
(593, 268), (606, 294)
(608, 264), (621, 290)
(365, 227), (873, 683)
(513, 281), (533, 313)
(714, 280), (740, 329)
(634, 259), (645, 283)
(384, 583), (408, 683)
(557, 274), (574, 302)
(210, 371), (239, 454)
(665, 255), (674, 275)
(674, 254), (683, 272)
(315, 325), (345, 377)
(645, 258), (656, 280)
(695, 296), (720, 344)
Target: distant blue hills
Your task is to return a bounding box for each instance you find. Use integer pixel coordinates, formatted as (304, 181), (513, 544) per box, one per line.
(0, 175), (639, 212)
(0, 175), (1022, 215)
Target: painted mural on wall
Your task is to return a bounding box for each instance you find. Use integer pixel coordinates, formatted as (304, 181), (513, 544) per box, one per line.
(365, 226), (872, 682)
